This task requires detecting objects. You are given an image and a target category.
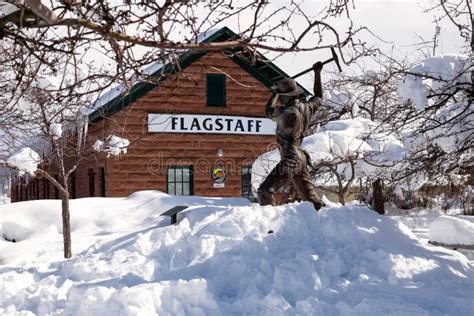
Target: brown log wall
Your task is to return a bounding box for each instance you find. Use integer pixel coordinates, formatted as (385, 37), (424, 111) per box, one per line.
(11, 51), (276, 201)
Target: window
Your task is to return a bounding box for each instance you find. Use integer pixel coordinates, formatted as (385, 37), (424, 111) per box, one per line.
(100, 167), (106, 197)
(241, 165), (255, 201)
(167, 166), (193, 196)
(206, 74), (226, 107)
(88, 169), (95, 197)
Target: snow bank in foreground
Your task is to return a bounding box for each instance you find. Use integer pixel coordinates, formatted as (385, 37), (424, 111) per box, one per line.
(1, 191), (473, 315)
(429, 215), (474, 246)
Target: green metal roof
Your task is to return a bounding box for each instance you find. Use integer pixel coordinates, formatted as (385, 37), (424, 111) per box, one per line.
(88, 26), (310, 122)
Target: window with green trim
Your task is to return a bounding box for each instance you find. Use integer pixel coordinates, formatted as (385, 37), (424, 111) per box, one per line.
(206, 74), (226, 107)
(167, 166), (193, 196)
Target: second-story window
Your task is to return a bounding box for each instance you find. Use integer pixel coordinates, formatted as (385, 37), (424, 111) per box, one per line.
(206, 74), (226, 107)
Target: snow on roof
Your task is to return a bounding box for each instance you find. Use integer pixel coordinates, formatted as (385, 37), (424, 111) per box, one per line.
(85, 28), (223, 117)
(86, 84), (126, 115)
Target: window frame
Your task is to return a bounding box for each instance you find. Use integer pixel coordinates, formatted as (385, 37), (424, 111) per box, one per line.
(166, 165), (193, 196)
(206, 73), (226, 107)
(241, 165), (255, 201)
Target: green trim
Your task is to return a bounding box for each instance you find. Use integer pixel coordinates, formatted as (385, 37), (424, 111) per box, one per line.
(228, 51), (311, 97)
(166, 165), (193, 196)
(241, 165), (254, 201)
(88, 27), (310, 122)
(89, 52), (208, 122)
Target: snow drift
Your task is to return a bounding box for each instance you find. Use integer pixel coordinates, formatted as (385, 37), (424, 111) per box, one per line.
(429, 215), (474, 247)
(1, 191), (473, 315)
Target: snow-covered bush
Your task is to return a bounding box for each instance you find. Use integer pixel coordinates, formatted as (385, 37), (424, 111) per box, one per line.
(394, 54), (473, 206)
(398, 54), (472, 156)
(252, 117), (406, 205)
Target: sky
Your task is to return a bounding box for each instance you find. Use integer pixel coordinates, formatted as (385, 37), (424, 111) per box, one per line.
(0, 1), (467, 159)
(262, 0), (466, 89)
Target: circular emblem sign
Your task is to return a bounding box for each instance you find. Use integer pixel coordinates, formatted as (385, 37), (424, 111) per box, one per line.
(211, 166), (227, 184)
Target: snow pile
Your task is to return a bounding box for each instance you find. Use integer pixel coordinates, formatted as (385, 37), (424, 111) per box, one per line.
(1, 191), (473, 315)
(0, 2), (19, 18)
(50, 123), (63, 139)
(429, 215), (474, 247)
(252, 118), (406, 190)
(0, 195), (9, 204)
(93, 135), (130, 157)
(0, 191), (250, 264)
(6, 147), (40, 175)
(398, 54), (471, 110)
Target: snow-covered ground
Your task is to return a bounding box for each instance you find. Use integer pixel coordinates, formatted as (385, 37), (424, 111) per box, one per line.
(1, 191), (473, 315)
(0, 195), (10, 204)
(429, 215), (474, 247)
(388, 207), (474, 261)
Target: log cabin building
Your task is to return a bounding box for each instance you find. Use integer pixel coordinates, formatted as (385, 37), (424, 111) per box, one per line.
(11, 27), (309, 202)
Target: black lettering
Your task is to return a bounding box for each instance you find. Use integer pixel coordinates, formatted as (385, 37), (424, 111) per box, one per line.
(180, 117), (188, 130)
(203, 118), (213, 131)
(171, 116), (178, 130)
(190, 118), (201, 131)
(215, 118), (224, 131)
(235, 119), (244, 132)
(225, 118), (233, 131)
(256, 120), (262, 133)
(247, 120), (254, 132)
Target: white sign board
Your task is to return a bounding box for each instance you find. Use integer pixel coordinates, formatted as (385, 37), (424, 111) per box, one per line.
(148, 113), (276, 135)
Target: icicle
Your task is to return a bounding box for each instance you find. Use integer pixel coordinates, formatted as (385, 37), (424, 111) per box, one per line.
(82, 119), (89, 147)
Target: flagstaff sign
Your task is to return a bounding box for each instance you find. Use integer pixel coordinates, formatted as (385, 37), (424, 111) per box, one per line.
(148, 113), (276, 135)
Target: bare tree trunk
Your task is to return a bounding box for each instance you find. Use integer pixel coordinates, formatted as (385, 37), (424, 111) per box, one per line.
(338, 193), (345, 205)
(61, 193), (72, 258)
(372, 179), (384, 215)
(59, 161), (72, 259)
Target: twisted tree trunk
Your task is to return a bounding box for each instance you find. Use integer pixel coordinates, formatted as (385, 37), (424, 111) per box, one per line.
(372, 179), (384, 215)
